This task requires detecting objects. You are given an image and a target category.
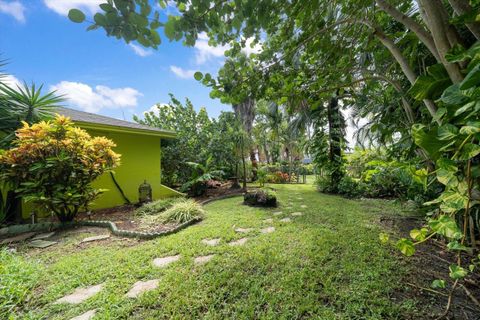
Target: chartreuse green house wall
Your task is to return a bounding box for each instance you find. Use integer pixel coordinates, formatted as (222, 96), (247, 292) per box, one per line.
(21, 121), (182, 219)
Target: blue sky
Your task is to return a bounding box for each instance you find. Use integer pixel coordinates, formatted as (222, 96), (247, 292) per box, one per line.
(0, 0), (244, 120)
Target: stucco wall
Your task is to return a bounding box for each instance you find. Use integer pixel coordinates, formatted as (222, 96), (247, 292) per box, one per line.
(19, 127), (181, 219)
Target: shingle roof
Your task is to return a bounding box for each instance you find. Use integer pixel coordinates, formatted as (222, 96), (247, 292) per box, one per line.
(54, 107), (175, 137)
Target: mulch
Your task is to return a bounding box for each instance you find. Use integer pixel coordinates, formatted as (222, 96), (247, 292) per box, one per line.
(381, 215), (480, 319)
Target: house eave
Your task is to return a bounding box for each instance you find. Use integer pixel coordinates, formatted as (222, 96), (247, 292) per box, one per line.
(73, 121), (177, 139)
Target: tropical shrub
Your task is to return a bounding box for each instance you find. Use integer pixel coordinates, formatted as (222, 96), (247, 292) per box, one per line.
(134, 197), (183, 216)
(244, 188), (277, 207)
(0, 116), (120, 222)
(180, 158), (225, 196)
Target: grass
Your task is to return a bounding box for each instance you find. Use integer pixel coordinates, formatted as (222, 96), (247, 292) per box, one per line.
(2, 178), (419, 319)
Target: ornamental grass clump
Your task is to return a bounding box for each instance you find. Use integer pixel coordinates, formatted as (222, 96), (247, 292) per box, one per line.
(142, 198), (204, 225)
(134, 197), (182, 216)
(0, 115), (120, 222)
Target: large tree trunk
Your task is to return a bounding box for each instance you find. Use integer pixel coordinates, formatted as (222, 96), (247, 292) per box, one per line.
(250, 149), (258, 181)
(448, 0), (480, 39)
(417, 0), (464, 83)
(375, 0), (441, 62)
(326, 95), (344, 191)
(263, 141), (271, 164)
(371, 24), (438, 118)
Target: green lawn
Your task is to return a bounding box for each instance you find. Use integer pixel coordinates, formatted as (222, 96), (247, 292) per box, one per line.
(3, 181), (418, 319)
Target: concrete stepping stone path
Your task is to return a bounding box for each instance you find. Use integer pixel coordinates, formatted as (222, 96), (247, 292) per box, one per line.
(291, 212), (303, 216)
(55, 284), (104, 304)
(194, 254), (215, 265)
(260, 226), (275, 234)
(0, 232), (36, 245)
(273, 211), (283, 216)
(201, 238), (221, 246)
(81, 234), (110, 243)
(28, 239), (57, 248)
(234, 227), (253, 233)
(228, 238), (248, 246)
(153, 255), (181, 268)
(126, 279), (159, 298)
(32, 231), (55, 240)
(263, 218), (273, 223)
(300, 205), (308, 209)
(280, 217), (292, 223)
(70, 309), (97, 320)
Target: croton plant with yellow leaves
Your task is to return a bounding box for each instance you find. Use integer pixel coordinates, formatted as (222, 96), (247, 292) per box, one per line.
(0, 115), (120, 222)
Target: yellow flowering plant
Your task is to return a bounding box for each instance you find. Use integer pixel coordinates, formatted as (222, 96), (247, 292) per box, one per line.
(0, 115), (120, 222)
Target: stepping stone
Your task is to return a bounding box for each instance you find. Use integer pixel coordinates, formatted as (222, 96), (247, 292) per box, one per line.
(297, 197), (303, 200)
(194, 254), (215, 265)
(280, 217), (292, 223)
(260, 227), (275, 234)
(28, 239), (57, 248)
(55, 284), (104, 304)
(291, 212), (303, 216)
(234, 227), (253, 233)
(228, 238), (248, 246)
(263, 218), (273, 223)
(201, 238), (221, 246)
(32, 231), (55, 240)
(126, 279), (159, 298)
(272, 211), (283, 216)
(81, 234), (110, 243)
(0, 232), (36, 245)
(70, 309), (96, 320)
(300, 205), (308, 208)
(152, 255), (181, 268)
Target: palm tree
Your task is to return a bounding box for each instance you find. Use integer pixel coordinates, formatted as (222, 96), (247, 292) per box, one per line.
(233, 97), (256, 186)
(0, 64), (63, 222)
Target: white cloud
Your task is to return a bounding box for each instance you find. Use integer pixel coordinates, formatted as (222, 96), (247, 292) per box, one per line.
(242, 37), (262, 56)
(129, 43), (153, 57)
(43, 0), (103, 16)
(169, 65), (196, 79)
(194, 33), (262, 64)
(2, 74), (23, 88)
(194, 32), (229, 65)
(144, 103), (170, 115)
(50, 81), (142, 113)
(0, 0), (26, 23)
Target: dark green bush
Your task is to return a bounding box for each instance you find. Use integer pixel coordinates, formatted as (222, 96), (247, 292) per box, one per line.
(244, 188), (277, 207)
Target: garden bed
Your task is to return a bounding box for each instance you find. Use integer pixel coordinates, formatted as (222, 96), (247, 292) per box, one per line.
(76, 205), (178, 234)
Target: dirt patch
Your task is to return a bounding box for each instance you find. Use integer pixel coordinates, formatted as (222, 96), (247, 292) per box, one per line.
(192, 180), (244, 202)
(380, 215), (480, 319)
(75, 205), (178, 234)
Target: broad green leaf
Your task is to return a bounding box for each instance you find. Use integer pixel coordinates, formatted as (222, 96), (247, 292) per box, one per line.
(447, 240), (470, 252)
(194, 71), (203, 81)
(459, 125), (480, 135)
(439, 84), (469, 106)
(412, 124), (444, 160)
(396, 238), (415, 256)
(460, 63), (480, 90)
(68, 9), (86, 23)
(379, 232), (389, 244)
(429, 215), (462, 239)
(436, 168), (458, 186)
(449, 264), (468, 279)
(457, 143), (480, 160)
(410, 228), (429, 241)
(431, 279), (446, 289)
(94, 13), (107, 26)
(437, 124), (458, 140)
(164, 19), (176, 40)
(454, 101), (476, 117)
